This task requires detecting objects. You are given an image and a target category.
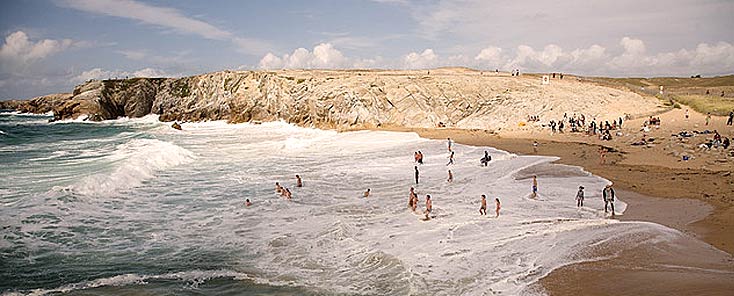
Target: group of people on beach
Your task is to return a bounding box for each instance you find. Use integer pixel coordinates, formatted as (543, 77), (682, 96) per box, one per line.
(546, 113), (627, 141)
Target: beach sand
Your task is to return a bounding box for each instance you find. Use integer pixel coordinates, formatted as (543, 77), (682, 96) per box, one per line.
(368, 106), (734, 295)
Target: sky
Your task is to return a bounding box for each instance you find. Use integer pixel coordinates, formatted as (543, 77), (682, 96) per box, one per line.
(1, 0), (733, 99)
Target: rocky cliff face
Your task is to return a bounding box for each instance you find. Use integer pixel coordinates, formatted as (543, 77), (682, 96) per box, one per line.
(1, 68), (662, 131)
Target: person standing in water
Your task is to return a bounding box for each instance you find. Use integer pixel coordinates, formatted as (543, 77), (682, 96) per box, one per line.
(275, 182), (283, 194)
(447, 170), (453, 183)
(245, 199), (252, 207)
(479, 195), (487, 215)
(417, 151), (424, 165)
(408, 187), (417, 208)
(603, 183), (616, 217)
(447, 138), (453, 152)
(296, 175), (303, 187)
(364, 188), (370, 197)
(447, 151), (455, 166)
(576, 186), (585, 207)
(425, 195), (433, 220)
(531, 175), (538, 198)
(495, 198), (501, 218)
(414, 166), (420, 184)
(481, 151), (491, 166)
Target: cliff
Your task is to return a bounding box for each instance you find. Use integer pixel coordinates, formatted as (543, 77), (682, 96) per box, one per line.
(0, 68), (662, 131)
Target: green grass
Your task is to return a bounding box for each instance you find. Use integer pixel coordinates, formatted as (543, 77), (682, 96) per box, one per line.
(672, 95), (734, 116)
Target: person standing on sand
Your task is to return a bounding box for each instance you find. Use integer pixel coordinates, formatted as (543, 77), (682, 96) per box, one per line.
(479, 195), (487, 215)
(414, 166), (420, 184)
(576, 186), (585, 207)
(533, 141), (539, 154)
(531, 175), (538, 198)
(425, 195), (433, 220)
(495, 198), (501, 218)
(296, 175), (303, 187)
(599, 147), (607, 165)
(603, 184), (616, 217)
(685, 109), (690, 120)
(447, 151), (455, 165)
(727, 110), (733, 126)
(706, 112), (712, 126)
(447, 170), (453, 183)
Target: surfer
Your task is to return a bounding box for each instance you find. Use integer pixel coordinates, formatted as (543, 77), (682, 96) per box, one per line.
(495, 197), (501, 218)
(480, 151), (491, 166)
(479, 195), (487, 215)
(447, 170), (453, 183)
(296, 175), (303, 187)
(364, 188), (370, 197)
(425, 195), (433, 220)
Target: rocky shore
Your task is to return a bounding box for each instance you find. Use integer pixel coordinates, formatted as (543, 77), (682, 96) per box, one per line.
(0, 69), (659, 130)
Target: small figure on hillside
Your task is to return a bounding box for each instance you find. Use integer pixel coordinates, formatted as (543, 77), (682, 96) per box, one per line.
(685, 109), (689, 120)
(727, 110), (733, 126)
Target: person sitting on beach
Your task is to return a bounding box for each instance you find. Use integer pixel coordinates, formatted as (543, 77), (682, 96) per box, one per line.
(364, 188), (370, 198)
(447, 151), (455, 166)
(495, 198), (501, 218)
(479, 195), (487, 215)
(602, 184), (616, 217)
(576, 186), (585, 207)
(275, 182), (283, 194)
(480, 151), (491, 166)
(296, 175), (303, 187)
(447, 170), (453, 183)
(245, 199), (252, 207)
(425, 195), (433, 220)
(723, 137), (730, 149)
(531, 175), (538, 198)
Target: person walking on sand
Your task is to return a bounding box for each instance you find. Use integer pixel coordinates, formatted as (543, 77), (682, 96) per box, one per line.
(727, 110), (733, 126)
(603, 184), (616, 217)
(364, 188), (370, 197)
(706, 112), (712, 126)
(576, 186), (585, 207)
(447, 138), (453, 152)
(447, 151), (455, 166)
(533, 140), (539, 154)
(296, 175), (303, 187)
(685, 109), (689, 120)
(447, 170), (453, 183)
(414, 166), (420, 184)
(479, 195), (487, 215)
(495, 197), (501, 218)
(531, 175), (538, 198)
(425, 195), (433, 220)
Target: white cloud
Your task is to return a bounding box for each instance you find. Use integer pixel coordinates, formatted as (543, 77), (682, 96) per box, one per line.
(73, 67), (169, 83)
(475, 46), (504, 67)
(403, 49), (438, 69)
(59, 0), (272, 55)
(0, 31), (74, 65)
(259, 43), (348, 69)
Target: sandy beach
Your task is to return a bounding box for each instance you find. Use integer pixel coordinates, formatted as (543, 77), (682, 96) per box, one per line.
(370, 105), (734, 295)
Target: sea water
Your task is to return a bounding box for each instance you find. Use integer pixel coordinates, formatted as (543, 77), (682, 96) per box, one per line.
(0, 111), (699, 295)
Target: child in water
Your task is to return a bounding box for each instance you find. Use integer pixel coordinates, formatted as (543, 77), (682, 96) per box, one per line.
(479, 195), (487, 215)
(425, 195), (433, 220)
(495, 198), (501, 218)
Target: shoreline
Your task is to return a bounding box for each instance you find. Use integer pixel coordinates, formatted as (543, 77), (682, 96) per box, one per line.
(367, 125), (734, 295)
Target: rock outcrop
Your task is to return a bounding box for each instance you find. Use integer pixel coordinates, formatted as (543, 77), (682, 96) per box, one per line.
(0, 68), (663, 131)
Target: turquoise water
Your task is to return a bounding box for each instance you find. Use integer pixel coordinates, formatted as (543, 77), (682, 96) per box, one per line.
(2, 111), (717, 296)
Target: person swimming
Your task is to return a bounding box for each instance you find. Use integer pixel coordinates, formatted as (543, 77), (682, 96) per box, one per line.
(479, 194), (487, 215)
(296, 175), (303, 187)
(425, 195), (433, 220)
(364, 188), (370, 197)
(245, 199), (252, 206)
(275, 182), (283, 194)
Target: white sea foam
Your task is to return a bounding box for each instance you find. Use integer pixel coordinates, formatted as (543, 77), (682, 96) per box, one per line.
(3, 121), (719, 295)
(62, 138), (195, 196)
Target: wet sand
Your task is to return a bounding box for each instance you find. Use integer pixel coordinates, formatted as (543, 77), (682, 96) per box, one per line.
(366, 125), (734, 295)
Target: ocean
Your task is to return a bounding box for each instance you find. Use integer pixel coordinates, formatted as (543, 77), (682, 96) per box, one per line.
(0, 111), (693, 295)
